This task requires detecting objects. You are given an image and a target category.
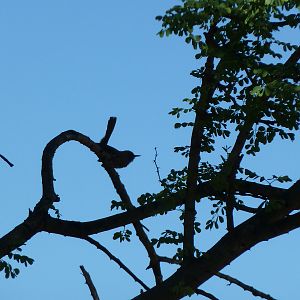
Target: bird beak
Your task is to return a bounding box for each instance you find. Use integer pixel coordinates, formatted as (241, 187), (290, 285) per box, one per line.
(134, 154), (141, 157)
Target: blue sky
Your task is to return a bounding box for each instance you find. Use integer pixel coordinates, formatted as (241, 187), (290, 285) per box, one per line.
(0, 1), (299, 299)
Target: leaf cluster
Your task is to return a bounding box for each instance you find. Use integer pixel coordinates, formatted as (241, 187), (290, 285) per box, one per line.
(0, 248), (34, 279)
(113, 227), (132, 243)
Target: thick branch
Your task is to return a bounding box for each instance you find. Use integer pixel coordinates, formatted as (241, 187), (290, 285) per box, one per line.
(0, 164), (288, 259)
(132, 194), (300, 300)
(234, 180), (285, 199)
(0, 129), (114, 258)
(36, 130), (103, 212)
(284, 45), (300, 66)
(157, 256), (276, 300)
(42, 180), (287, 239)
(0, 211), (44, 258)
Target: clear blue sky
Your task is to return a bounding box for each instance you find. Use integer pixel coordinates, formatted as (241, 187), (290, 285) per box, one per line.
(0, 1), (299, 299)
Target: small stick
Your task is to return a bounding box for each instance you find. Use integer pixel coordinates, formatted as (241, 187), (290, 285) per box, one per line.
(80, 265), (101, 300)
(153, 147), (162, 183)
(0, 154), (14, 167)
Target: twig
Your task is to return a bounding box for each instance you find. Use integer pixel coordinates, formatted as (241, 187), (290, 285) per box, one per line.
(234, 202), (258, 213)
(84, 236), (150, 291)
(216, 272), (277, 300)
(0, 154), (14, 167)
(195, 288), (219, 300)
(153, 147), (162, 183)
(80, 265), (100, 300)
(100, 117), (117, 145)
(157, 255), (181, 265)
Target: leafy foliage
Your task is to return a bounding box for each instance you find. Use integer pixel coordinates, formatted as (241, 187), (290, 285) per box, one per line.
(143, 0), (300, 260)
(151, 230), (183, 248)
(159, 0), (299, 157)
(113, 227), (132, 243)
(0, 248), (34, 279)
(205, 200), (226, 230)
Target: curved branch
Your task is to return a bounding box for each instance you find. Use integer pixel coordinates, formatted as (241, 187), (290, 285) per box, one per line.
(42, 179), (289, 238)
(35, 130), (102, 212)
(0, 130), (105, 258)
(0, 125), (293, 262)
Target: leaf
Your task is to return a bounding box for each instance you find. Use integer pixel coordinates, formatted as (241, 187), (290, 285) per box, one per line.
(14, 268), (20, 275)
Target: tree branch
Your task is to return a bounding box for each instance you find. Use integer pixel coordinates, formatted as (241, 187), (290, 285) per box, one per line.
(153, 147), (162, 183)
(36, 130), (103, 213)
(80, 265), (101, 300)
(284, 45), (300, 66)
(157, 256), (277, 299)
(132, 189), (300, 300)
(195, 288), (219, 300)
(84, 236), (150, 291)
(101, 162), (163, 284)
(0, 142), (290, 260)
(0, 127), (121, 258)
(184, 24), (219, 263)
(216, 272), (277, 300)
(0, 154), (14, 167)
(42, 180), (287, 239)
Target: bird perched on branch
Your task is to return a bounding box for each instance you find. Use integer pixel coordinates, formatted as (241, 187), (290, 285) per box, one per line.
(99, 117), (140, 168)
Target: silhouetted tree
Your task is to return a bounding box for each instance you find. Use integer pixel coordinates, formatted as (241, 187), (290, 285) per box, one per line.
(1, 1), (299, 299)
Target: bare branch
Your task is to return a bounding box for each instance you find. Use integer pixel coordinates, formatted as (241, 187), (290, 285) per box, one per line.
(80, 265), (101, 300)
(84, 236), (150, 291)
(158, 256), (276, 300)
(157, 256), (181, 265)
(100, 117), (117, 145)
(36, 130), (103, 212)
(216, 272), (277, 300)
(153, 147), (162, 183)
(101, 162), (163, 284)
(0, 154), (14, 167)
(195, 289), (219, 300)
(0, 125), (127, 258)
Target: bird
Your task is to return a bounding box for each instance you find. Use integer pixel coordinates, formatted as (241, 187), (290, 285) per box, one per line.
(99, 117), (140, 168)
